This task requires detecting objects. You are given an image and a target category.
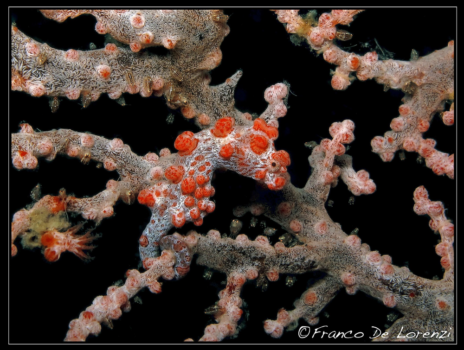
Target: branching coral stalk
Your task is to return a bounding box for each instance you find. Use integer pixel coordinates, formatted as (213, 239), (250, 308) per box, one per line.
(10, 8), (455, 343)
(11, 82), (291, 269)
(12, 10), (250, 129)
(234, 121), (454, 341)
(274, 9), (455, 178)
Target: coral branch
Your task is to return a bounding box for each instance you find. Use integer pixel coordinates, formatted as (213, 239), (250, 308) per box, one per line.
(264, 276), (341, 337)
(65, 250), (177, 341)
(274, 9), (455, 178)
(11, 10), (251, 129)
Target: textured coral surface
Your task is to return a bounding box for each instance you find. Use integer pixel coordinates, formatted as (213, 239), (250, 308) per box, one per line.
(10, 8), (455, 343)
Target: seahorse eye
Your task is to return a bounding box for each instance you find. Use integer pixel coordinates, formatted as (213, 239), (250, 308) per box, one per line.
(267, 159), (281, 173)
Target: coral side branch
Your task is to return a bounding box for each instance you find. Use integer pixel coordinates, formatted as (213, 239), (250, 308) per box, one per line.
(274, 10), (454, 178)
(413, 186), (454, 280)
(198, 272), (247, 342)
(65, 250), (178, 341)
(304, 119), (375, 200)
(192, 230), (317, 277)
(186, 230), (318, 341)
(11, 15), (248, 128)
(264, 276), (341, 338)
(336, 155), (376, 196)
(40, 10), (230, 53)
(234, 184), (454, 340)
(11, 124), (153, 178)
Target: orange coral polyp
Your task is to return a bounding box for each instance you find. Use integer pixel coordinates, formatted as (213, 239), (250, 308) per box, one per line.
(267, 176), (286, 190)
(253, 118), (279, 140)
(219, 143), (234, 159)
(138, 189), (156, 207)
(211, 117), (235, 137)
(165, 165), (185, 184)
(174, 131), (199, 156)
(250, 134), (269, 155)
(181, 177), (196, 194)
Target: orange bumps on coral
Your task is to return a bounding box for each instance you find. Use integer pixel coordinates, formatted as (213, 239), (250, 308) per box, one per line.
(181, 106), (196, 119)
(194, 187), (203, 199)
(139, 234), (149, 247)
(276, 201), (292, 217)
(289, 219), (302, 233)
(253, 118), (279, 140)
(28, 83), (46, 97)
(162, 37), (177, 50)
(211, 117), (235, 137)
(96, 65), (111, 79)
(344, 235), (361, 248)
(165, 165), (185, 184)
(181, 177), (196, 194)
(190, 207), (200, 220)
(380, 263), (394, 276)
(255, 169), (266, 180)
(417, 119), (430, 132)
(341, 272), (356, 286)
(139, 32), (154, 44)
(138, 189), (156, 207)
(197, 200), (208, 211)
(37, 139), (53, 156)
(331, 74), (351, 90)
(64, 49), (79, 62)
(174, 131), (198, 156)
(171, 211), (186, 228)
(399, 104), (410, 116)
(101, 207), (114, 217)
(95, 21), (107, 34)
(103, 158), (117, 171)
(130, 42), (142, 52)
(196, 174), (209, 186)
(250, 134), (269, 155)
(198, 113), (211, 126)
(219, 143), (234, 159)
(383, 294), (397, 308)
(25, 42), (40, 56)
(323, 46), (339, 63)
(314, 221), (328, 235)
(441, 257), (451, 270)
(202, 186), (213, 197)
(66, 89), (81, 100)
(266, 270), (279, 281)
(80, 134), (95, 148)
(130, 13), (145, 28)
(267, 176), (286, 191)
(104, 43), (118, 53)
(436, 299), (449, 310)
(206, 201), (215, 213)
(304, 291), (318, 306)
(264, 83), (288, 103)
(347, 54), (360, 70)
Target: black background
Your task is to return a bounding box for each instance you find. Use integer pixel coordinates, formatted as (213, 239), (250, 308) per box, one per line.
(9, 8), (456, 343)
